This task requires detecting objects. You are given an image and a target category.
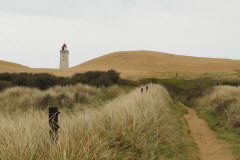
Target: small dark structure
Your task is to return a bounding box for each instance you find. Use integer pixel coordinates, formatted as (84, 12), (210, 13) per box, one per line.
(141, 88), (144, 93)
(146, 86), (149, 91)
(49, 107), (60, 142)
(152, 79), (157, 84)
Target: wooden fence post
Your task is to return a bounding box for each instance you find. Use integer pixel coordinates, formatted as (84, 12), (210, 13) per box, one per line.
(141, 88), (144, 93)
(49, 107), (60, 142)
(152, 78), (154, 84)
(146, 86), (148, 91)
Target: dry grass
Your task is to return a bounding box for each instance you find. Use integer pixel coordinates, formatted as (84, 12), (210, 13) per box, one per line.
(0, 84), (123, 112)
(196, 85), (240, 128)
(0, 84), (198, 160)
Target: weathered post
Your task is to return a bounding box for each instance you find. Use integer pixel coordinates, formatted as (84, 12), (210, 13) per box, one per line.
(146, 86), (148, 91)
(236, 75), (239, 88)
(152, 79), (157, 84)
(141, 88), (144, 93)
(49, 107), (60, 142)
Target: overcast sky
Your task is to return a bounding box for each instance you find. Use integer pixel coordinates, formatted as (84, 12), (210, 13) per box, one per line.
(0, 0), (240, 68)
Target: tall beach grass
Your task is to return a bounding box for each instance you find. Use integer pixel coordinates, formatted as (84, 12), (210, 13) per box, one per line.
(0, 84), (124, 112)
(196, 85), (240, 128)
(0, 84), (198, 160)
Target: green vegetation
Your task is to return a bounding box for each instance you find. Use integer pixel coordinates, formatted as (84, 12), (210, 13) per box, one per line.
(157, 78), (216, 106)
(195, 107), (240, 158)
(195, 86), (240, 158)
(140, 78), (192, 85)
(159, 77), (240, 158)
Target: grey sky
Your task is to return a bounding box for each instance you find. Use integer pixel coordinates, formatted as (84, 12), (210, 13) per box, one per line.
(0, 0), (240, 68)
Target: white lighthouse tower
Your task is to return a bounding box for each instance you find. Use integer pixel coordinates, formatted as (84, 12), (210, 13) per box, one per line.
(60, 43), (69, 69)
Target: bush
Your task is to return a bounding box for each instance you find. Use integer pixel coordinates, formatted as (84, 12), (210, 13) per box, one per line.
(0, 73), (16, 81)
(222, 81), (240, 87)
(118, 79), (139, 87)
(71, 70), (120, 87)
(12, 73), (59, 90)
(0, 80), (11, 91)
(0, 70), (134, 91)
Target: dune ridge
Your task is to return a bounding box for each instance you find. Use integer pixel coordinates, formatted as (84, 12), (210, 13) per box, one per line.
(1, 50), (240, 79)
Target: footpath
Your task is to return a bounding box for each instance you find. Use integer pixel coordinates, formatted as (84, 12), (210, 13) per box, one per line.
(180, 103), (235, 160)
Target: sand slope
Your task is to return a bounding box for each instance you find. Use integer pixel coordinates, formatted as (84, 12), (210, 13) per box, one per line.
(1, 50), (240, 79)
(71, 51), (240, 79)
(73, 51), (240, 72)
(0, 60), (30, 73)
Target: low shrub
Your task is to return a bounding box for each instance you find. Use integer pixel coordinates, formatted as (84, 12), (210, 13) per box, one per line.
(0, 80), (11, 91)
(0, 70), (137, 91)
(71, 70), (120, 87)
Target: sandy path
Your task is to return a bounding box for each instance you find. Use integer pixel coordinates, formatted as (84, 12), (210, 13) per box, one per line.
(181, 103), (235, 160)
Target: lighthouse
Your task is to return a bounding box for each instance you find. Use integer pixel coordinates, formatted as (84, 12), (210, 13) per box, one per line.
(59, 43), (69, 69)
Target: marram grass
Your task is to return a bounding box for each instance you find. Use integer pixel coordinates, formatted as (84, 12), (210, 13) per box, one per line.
(0, 84), (198, 160)
(0, 84), (123, 112)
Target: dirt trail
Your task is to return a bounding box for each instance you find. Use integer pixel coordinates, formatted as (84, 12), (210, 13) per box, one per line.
(181, 103), (235, 160)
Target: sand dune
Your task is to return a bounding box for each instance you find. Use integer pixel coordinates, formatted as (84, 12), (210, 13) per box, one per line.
(73, 51), (240, 72)
(70, 51), (240, 79)
(1, 51), (240, 79)
(0, 60), (30, 73)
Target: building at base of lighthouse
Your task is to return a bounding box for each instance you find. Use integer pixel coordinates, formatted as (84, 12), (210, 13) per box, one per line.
(60, 44), (69, 69)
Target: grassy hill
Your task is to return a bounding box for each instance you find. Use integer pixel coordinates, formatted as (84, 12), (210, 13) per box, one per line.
(1, 50), (240, 79)
(0, 60), (30, 73)
(71, 51), (240, 79)
(73, 51), (240, 72)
